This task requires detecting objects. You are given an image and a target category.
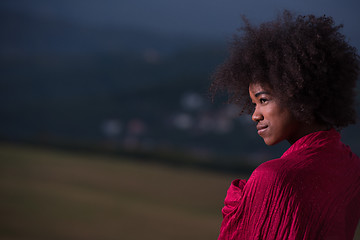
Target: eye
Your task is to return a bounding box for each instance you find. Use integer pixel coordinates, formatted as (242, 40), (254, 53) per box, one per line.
(260, 98), (268, 104)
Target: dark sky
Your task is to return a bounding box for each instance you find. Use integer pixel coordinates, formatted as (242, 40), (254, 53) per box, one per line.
(1, 0), (360, 47)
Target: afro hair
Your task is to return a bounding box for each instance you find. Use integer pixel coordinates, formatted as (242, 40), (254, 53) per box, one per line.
(211, 10), (360, 129)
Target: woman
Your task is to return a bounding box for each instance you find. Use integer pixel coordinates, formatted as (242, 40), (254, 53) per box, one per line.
(211, 11), (360, 239)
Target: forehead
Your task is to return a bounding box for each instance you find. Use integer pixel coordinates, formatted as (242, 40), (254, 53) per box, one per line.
(249, 83), (272, 95)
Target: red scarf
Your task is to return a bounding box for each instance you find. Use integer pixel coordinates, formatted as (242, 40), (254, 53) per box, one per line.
(219, 129), (360, 239)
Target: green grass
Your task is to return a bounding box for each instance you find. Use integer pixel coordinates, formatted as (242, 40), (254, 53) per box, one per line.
(0, 143), (239, 240)
(0, 143), (359, 240)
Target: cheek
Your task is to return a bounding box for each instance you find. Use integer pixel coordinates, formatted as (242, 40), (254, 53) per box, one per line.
(276, 111), (297, 134)
(269, 107), (294, 130)
(266, 108), (283, 125)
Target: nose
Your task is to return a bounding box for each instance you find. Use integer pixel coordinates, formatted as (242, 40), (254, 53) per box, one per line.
(252, 106), (263, 122)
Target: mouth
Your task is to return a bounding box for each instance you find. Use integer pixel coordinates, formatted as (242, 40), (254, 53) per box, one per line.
(256, 124), (268, 135)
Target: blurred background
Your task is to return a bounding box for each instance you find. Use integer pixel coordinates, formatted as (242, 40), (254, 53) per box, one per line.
(1, 0), (360, 239)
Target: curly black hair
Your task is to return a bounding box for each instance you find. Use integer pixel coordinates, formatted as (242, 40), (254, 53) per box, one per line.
(211, 10), (360, 129)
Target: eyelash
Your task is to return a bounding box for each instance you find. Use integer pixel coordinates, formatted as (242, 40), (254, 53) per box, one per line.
(252, 98), (268, 109)
(260, 98), (268, 104)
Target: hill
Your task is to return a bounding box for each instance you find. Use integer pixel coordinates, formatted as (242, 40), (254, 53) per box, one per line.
(1, 8), (359, 165)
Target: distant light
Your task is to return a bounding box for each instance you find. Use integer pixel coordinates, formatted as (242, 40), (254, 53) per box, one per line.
(143, 48), (160, 64)
(173, 113), (193, 130)
(180, 92), (204, 110)
(101, 119), (122, 137)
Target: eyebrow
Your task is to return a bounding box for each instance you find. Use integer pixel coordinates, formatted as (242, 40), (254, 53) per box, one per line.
(255, 91), (270, 97)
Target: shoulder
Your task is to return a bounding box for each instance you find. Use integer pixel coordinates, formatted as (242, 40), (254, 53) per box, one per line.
(246, 153), (309, 193)
(249, 155), (296, 180)
(246, 157), (288, 191)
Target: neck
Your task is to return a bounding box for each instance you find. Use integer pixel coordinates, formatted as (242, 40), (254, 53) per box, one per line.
(288, 123), (330, 145)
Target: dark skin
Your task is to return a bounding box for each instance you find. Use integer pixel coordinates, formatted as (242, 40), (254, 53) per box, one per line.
(249, 83), (329, 145)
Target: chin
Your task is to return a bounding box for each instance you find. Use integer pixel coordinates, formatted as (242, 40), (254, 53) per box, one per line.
(263, 138), (281, 146)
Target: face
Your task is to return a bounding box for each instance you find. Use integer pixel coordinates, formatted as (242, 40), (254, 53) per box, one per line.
(249, 83), (303, 145)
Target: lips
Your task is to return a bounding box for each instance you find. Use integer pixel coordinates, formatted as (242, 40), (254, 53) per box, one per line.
(256, 124), (268, 135)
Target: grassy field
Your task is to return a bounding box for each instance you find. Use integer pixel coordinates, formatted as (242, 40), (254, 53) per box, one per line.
(0, 143), (359, 240)
(0, 143), (239, 240)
